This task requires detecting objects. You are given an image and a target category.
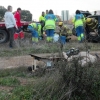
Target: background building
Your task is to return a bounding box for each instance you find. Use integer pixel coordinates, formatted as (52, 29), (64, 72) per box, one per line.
(61, 10), (69, 21)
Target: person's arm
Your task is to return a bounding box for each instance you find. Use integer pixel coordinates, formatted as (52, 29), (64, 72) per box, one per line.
(39, 16), (41, 22)
(4, 13), (7, 27)
(38, 25), (41, 34)
(17, 13), (21, 27)
(82, 15), (86, 23)
(54, 15), (57, 22)
(11, 13), (18, 29)
(65, 26), (70, 36)
(44, 15), (47, 22)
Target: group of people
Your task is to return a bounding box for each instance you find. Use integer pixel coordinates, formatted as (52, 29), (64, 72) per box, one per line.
(4, 5), (86, 48)
(4, 5), (24, 48)
(28, 9), (86, 45)
(28, 10), (72, 44)
(28, 9), (57, 44)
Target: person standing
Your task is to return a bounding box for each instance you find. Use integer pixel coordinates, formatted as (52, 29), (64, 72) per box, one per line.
(39, 12), (45, 39)
(14, 8), (24, 40)
(94, 11), (97, 15)
(45, 10), (48, 16)
(4, 5), (18, 48)
(44, 9), (57, 42)
(72, 10), (85, 42)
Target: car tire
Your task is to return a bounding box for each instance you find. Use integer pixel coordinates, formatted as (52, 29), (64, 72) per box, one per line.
(0, 30), (8, 43)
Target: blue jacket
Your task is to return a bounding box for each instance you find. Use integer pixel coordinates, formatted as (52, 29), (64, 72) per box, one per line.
(72, 14), (85, 28)
(44, 14), (57, 30)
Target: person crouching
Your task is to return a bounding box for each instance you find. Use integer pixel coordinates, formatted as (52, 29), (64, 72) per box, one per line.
(58, 22), (71, 44)
(27, 22), (40, 44)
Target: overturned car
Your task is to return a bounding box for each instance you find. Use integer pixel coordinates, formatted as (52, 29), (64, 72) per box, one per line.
(28, 48), (99, 72)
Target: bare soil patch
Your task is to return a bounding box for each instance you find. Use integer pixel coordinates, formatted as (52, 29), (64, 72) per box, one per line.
(0, 86), (13, 92)
(0, 52), (100, 69)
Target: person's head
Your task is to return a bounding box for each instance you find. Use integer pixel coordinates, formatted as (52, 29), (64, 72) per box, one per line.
(76, 10), (80, 14)
(42, 12), (45, 16)
(94, 11), (97, 15)
(46, 10), (48, 14)
(86, 11), (89, 13)
(17, 8), (21, 13)
(48, 9), (54, 14)
(7, 5), (12, 12)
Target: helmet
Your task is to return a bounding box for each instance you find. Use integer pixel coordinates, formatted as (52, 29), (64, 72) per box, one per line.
(86, 18), (92, 23)
(58, 22), (63, 26)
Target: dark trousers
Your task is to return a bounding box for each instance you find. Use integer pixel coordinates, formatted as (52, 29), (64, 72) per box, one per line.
(8, 27), (15, 47)
(41, 26), (43, 35)
(40, 21), (45, 39)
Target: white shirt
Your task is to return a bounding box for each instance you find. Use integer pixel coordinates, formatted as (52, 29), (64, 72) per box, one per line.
(4, 11), (17, 29)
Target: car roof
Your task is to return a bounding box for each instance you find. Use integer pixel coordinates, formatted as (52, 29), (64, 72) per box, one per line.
(87, 15), (100, 18)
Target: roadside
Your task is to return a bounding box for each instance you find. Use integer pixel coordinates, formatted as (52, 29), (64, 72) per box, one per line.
(0, 51), (100, 69)
(0, 36), (100, 69)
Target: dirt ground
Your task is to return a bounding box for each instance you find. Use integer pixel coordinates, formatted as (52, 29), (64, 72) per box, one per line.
(0, 34), (100, 99)
(0, 53), (55, 69)
(0, 35), (100, 69)
(0, 86), (13, 92)
(0, 51), (100, 69)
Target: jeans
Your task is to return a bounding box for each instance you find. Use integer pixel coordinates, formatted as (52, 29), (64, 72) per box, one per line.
(8, 27), (15, 47)
(46, 29), (54, 42)
(75, 26), (84, 41)
(76, 26), (84, 37)
(60, 36), (66, 44)
(40, 21), (45, 36)
(46, 29), (54, 37)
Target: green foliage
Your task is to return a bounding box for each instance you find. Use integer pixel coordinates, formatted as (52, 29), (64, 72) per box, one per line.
(0, 42), (100, 100)
(0, 67), (29, 77)
(10, 85), (33, 100)
(21, 10), (32, 21)
(57, 60), (100, 100)
(0, 6), (7, 21)
(28, 60), (100, 100)
(0, 85), (33, 100)
(0, 43), (60, 57)
(0, 91), (10, 100)
(0, 60), (99, 100)
(0, 42), (100, 57)
(0, 77), (20, 86)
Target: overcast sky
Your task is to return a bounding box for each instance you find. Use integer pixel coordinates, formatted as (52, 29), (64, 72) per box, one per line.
(1, 0), (100, 20)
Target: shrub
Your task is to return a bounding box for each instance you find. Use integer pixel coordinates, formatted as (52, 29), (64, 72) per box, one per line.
(57, 59), (100, 100)
(31, 59), (100, 100)
(0, 77), (20, 86)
